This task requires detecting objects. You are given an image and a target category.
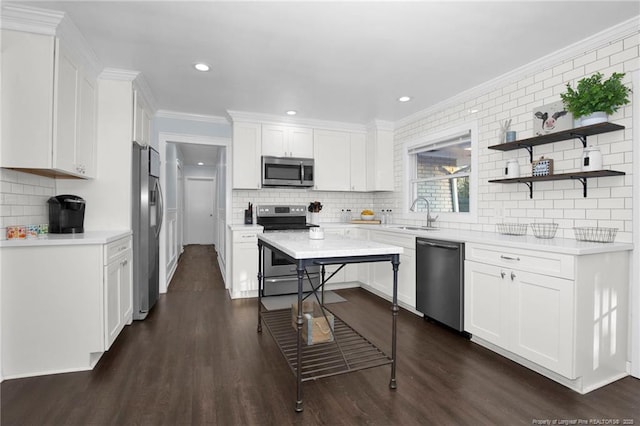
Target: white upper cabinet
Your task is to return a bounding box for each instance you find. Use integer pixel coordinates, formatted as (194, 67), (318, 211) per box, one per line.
(0, 30), (97, 178)
(262, 125), (313, 158)
(314, 129), (367, 191)
(232, 121), (262, 189)
(133, 88), (152, 147)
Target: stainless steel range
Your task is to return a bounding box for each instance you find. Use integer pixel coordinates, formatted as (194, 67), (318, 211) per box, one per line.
(257, 205), (320, 296)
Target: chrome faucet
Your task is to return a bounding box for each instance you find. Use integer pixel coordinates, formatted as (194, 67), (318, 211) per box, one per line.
(409, 197), (438, 227)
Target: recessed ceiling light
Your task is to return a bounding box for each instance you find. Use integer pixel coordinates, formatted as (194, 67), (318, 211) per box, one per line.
(286, 110), (297, 116)
(194, 63), (210, 72)
(397, 96), (412, 102)
(197, 162), (204, 166)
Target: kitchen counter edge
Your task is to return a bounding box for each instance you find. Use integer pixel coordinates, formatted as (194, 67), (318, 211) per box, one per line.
(0, 230), (132, 248)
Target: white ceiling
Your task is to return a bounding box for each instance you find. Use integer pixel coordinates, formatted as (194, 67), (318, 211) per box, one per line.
(11, 1), (640, 165)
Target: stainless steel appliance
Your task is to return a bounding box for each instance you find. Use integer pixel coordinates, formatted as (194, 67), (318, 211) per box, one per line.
(416, 238), (465, 332)
(132, 144), (164, 320)
(257, 205), (320, 296)
(261, 156), (314, 188)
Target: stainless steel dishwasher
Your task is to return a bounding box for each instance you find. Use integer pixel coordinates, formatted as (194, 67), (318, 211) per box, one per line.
(416, 238), (465, 332)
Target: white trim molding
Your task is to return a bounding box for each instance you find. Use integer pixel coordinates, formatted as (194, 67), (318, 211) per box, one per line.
(631, 69), (640, 379)
(156, 110), (230, 125)
(227, 110), (367, 132)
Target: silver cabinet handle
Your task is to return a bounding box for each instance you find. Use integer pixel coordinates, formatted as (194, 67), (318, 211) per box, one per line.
(501, 271), (505, 279)
(511, 271), (516, 280)
(500, 255), (520, 261)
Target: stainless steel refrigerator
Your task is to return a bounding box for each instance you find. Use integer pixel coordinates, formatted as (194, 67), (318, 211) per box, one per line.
(132, 144), (163, 320)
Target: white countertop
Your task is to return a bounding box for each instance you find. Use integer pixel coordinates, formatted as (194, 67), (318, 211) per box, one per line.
(316, 222), (633, 256)
(258, 231), (403, 259)
(0, 230), (132, 248)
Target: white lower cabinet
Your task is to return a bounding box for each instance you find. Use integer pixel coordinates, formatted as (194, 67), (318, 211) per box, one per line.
(0, 234), (133, 379)
(464, 242), (629, 393)
(368, 230), (416, 308)
(104, 237), (133, 350)
(229, 228), (262, 298)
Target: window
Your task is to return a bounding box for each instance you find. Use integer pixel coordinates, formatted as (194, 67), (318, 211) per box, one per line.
(405, 123), (477, 221)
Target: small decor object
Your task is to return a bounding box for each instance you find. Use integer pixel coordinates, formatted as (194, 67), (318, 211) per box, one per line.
(560, 72), (631, 126)
(244, 202), (253, 224)
(581, 146), (603, 172)
(6, 225), (26, 240)
(573, 227), (617, 243)
(496, 223), (528, 236)
(291, 301), (334, 345)
(505, 130), (517, 142)
(532, 156), (553, 177)
(26, 225), (39, 239)
(308, 227), (324, 240)
(505, 159), (520, 178)
(530, 223), (559, 239)
(360, 209), (375, 220)
(308, 201), (323, 225)
(500, 119), (512, 143)
(533, 100), (572, 135)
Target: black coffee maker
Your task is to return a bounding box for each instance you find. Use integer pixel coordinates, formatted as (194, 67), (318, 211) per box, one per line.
(48, 195), (86, 234)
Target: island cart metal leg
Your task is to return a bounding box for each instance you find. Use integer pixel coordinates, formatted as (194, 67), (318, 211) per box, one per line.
(295, 263), (305, 412)
(257, 242), (263, 333)
(390, 254), (400, 389)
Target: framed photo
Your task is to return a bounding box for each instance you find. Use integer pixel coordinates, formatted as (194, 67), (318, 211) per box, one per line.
(532, 101), (573, 136)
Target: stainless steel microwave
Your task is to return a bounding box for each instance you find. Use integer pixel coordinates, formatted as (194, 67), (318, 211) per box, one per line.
(262, 156), (314, 188)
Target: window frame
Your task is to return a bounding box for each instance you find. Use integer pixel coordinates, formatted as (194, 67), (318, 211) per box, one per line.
(403, 121), (479, 223)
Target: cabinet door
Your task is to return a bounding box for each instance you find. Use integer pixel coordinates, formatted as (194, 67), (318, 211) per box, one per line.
(120, 253), (133, 325)
(289, 127), (313, 158)
(232, 122), (262, 189)
(76, 73), (96, 177)
(397, 249), (416, 308)
(232, 243), (259, 292)
(313, 129), (350, 191)
(0, 30), (55, 169)
(53, 43), (79, 174)
(104, 260), (123, 350)
(464, 260), (509, 347)
(510, 270), (574, 377)
(261, 125), (287, 157)
(349, 133), (367, 191)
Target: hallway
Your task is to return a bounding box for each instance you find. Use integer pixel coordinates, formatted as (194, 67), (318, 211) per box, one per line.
(2, 245), (639, 425)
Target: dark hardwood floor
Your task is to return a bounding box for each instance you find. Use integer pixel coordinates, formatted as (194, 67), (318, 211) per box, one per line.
(2, 245), (639, 425)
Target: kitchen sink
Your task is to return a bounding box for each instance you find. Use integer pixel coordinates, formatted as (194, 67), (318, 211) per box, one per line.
(390, 226), (439, 231)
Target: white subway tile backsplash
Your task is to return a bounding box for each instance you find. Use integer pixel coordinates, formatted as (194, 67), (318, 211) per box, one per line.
(0, 169), (55, 237)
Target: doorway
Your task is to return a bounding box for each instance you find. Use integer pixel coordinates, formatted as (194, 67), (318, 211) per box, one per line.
(184, 177), (216, 245)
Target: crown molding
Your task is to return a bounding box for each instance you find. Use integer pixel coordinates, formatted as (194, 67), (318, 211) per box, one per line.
(396, 15), (640, 129)
(156, 110), (230, 125)
(0, 4), (63, 34)
(99, 68), (140, 81)
(226, 110), (367, 132)
(132, 73), (158, 113)
(1, 4), (102, 77)
(366, 120), (395, 132)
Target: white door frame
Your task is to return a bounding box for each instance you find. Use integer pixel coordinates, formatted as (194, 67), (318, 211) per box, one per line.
(184, 176), (216, 245)
(159, 132), (232, 294)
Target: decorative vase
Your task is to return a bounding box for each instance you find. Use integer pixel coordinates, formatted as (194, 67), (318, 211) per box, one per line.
(309, 212), (320, 225)
(579, 111), (607, 126)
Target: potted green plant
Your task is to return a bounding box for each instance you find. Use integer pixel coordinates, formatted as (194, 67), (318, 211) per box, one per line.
(560, 72), (631, 126)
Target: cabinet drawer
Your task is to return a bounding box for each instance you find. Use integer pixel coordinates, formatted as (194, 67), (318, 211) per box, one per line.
(104, 237), (132, 264)
(369, 231), (415, 249)
(233, 230), (261, 243)
(466, 243), (574, 280)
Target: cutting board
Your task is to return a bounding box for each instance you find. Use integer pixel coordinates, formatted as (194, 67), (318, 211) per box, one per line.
(350, 220), (382, 224)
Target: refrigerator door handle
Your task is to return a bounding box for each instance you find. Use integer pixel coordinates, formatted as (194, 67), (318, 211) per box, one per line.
(155, 180), (164, 238)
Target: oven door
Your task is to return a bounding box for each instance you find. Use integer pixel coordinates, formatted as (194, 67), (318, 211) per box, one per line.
(263, 246), (320, 296)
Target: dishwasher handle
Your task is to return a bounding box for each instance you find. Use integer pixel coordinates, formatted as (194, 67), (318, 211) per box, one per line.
(416, 240), (460, 250)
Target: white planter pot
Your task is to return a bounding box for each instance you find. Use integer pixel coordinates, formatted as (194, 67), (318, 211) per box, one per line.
(579, 111), (608, 126)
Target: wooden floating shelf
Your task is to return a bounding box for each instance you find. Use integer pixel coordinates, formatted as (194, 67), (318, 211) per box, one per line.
(489, 170), (626, 198)
(488, 122), (625, 154)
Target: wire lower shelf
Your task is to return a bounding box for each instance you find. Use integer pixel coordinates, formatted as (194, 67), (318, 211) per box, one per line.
(261, 308), (392, 382)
